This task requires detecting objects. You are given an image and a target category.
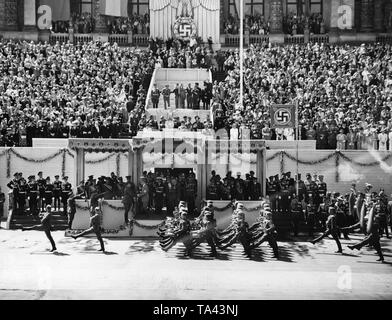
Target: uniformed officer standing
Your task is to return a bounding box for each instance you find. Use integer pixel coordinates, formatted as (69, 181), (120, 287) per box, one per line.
(162, 84), (172, 109)
(72, 207), (105, 252)
(185, 173), (197, 214)
(7, 173), (20, 212)
(61, 176), (72, 216)
(304, 173), (314, 204)
(18, 178), (28, 215)
(207, 180), (219, 200)
(151, 84), (160, 109)
(44, 177), (54, 208)
(296, 174), (306, 202)
(306, 195), (317, 237)
(28, 175), (39, 216)
(290, 195), (303, 237)
(154, 178), (166, 215)
(166, 177), (180, 216)
(122, 176), (136, 224)
(317, 175), (327, 206)
(37, 172), (46, 211)
(53, 175), (62, 212)
(22, 205), (57, 252)
(266, 176), (277, 213)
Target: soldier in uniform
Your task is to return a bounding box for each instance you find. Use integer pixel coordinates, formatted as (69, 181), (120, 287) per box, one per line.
(61, 176), (72, 216)
(137, 177), (150, 215)
(250, 210), (279, 258)
(185, 172), (197, 214)
(317, 175), (327, 206)
(18, 178), (28, 215)
(151, 84), (160, 109)
(375, 197), (389, 238)
(305, 195), (317, 237)
(166, 176), (180, 216)
(296, 174), (306, 202)
(266, 176), (276, 213)
(162, 84), (171, 109)
(223, 172), (235, 199)
(53, 175), (62, 212)
(311, 206), (343, 253)
(290, 194), (303, 237)
(22, 205), (57, 252)
(220, 179), (232, 200)
(122, 176), (136, 224)
(37, 172), (46, 211)
(154, 178), (166, 215)
(304, 173), (314, 204)
(0, 187), (5, 219)
(207, 179), (219, 200)
(336, 196), (350, 240)
(177, 173), (187, 201)
(7, 173), (20, 213)
(44, 177), (54, 208)
(279, 173), (291, 214)
(72, 207), (105, 252)
(28, 175), (39, 216)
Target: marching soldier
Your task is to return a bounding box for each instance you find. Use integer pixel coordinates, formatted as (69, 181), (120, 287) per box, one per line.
(311, 206), (343, 253)
(22, 205), (57, 252)
(53, 175), (62, 212)
(336, 196), (350, 240)
(28, 175), (39, 216)
(185, 172), (197, 214)
(154, 178), (166, 215)
(72, 207), (105, 252)
(61, 176), (72, 216)
(44, 177), (54, 208)
(37, 171), (46, 211)
(375, 197), (389, 238)
(290, 194), (303, 237)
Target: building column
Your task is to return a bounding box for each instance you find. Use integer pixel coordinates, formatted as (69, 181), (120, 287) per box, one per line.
(270, 0), (283, 33)
(23, 0), (38, 31)
(92, 0), (107, 33)
(3, 0), (19, 31)
(220, 0), (229, 32)
(360, 0), (374, 32)
(374, 0), (385, 32)
(75, 149), (85, 186)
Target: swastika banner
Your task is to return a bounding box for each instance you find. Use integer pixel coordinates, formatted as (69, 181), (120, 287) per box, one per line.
(270, 105), (297, 129)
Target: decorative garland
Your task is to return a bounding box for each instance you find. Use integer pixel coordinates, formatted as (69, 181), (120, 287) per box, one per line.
(9, 148), (64, 163)
(132, 220), (165, 230)
(335, 152), (340, 183)
(280, 151), (285, 175)
(85, 153), (116, 164)
(102, 200), (124, 211)
(338, 152), (392, 167)
(61, 150), (66, 178)
(282, 151), (337, 166)
(266, 152), (281, 162)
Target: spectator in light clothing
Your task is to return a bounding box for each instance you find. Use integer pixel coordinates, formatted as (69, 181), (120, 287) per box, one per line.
(378, 129), (388, 151)
(336, 129), (347, 150)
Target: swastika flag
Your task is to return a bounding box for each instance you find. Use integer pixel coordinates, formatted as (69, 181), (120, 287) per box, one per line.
(270, 105), (297, 129)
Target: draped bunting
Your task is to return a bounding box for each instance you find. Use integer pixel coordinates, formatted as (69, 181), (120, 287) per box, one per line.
(149, 0), (220, 43)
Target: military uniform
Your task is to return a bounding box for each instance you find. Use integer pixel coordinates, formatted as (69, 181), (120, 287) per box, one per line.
(53, 177), (62, 211)
(154, 180), (166, 215)
(28, 179), (39, 216)
(290, 197), (303, 236)
(306, 200), (317, 237)
(185, 177), (197, 214)
(7, 175), (19, 212)
(375, 202), (389, 238)
(44, 179), (54, 207)
(151, 88), (160, 109)
(37, 176), (46, 211)
(18, 182), (28, 215)
(122, 179), (136, 223)
(312, 213), (343, 253)
(61, 178), (72, 215)
(317, 179), (327, 206)
(72, 210), (105, 252)
(166, 180), (179, 216)
(207, 182), (219, 200)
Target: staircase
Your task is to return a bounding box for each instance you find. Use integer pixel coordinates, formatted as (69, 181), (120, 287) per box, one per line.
(10, 211), (69, 230)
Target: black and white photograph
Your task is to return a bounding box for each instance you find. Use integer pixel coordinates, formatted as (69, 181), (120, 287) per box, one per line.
(0, 0), (392, 306)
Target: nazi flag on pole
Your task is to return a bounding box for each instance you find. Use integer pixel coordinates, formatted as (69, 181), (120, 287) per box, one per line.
(270, 104), (297, 129)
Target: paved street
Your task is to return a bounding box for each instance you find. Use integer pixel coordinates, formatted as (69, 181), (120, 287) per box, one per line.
(0, 229), (391, 300)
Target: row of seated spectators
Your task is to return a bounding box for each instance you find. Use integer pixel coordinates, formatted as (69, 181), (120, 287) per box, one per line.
(210, 42), (392, 150)
(51, 12), (150, 35)
(223, 13), (325, 35)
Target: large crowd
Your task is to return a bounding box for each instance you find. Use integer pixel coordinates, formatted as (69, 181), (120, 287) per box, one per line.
(212, 42), (392, 149)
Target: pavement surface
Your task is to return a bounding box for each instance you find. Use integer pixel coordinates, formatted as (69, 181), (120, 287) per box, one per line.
(0, 229), (391, 300)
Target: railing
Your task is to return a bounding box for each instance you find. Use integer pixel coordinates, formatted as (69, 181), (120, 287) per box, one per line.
(284, 35), (305, 44)
(249, 35), (269, 45)
(133, 34), (149, 46)
(74, 33), (94, 44)
(310, 34), (329, 44)
(224, 35), (241, 47)
(376, 34), (392, 44)
(108, 34), (129, 46)
(49, 33), (69, 44)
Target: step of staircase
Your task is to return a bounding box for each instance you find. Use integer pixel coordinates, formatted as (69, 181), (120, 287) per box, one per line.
(10, 212), (69, 230)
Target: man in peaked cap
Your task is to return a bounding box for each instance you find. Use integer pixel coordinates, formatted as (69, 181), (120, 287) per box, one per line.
(61, 176), (72, 216)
